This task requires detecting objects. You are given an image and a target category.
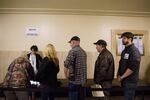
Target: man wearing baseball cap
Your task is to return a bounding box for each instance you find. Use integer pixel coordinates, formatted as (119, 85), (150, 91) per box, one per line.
(94, 39), (115, 100)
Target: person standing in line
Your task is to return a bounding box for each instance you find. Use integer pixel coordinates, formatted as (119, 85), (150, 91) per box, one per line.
(27, 45), (42, 100)
(36, 44), (60, 100)
(27, 45), (42, 75)
(64, 36), (87, 100)
(117, 32), (141, 100)
(93, 39), (115, 100)
(3, 55), (34, 100)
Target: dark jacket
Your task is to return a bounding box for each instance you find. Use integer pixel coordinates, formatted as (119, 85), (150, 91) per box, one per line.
(36, 57), (59, 87)
(117, 44), (141, 83)
(27, 53), (42, 70)
(94, 48), (115, 83)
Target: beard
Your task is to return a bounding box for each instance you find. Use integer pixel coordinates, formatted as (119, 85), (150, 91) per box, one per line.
(122, 41), (129, 45)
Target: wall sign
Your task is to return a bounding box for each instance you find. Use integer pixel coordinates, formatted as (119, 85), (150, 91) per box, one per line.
(26, 27), (39, 36)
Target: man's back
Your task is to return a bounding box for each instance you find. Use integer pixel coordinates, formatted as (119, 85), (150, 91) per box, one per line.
(64, 36), (87, 100)
(71, 46), (87, 85)
(3, 57), (34, 87)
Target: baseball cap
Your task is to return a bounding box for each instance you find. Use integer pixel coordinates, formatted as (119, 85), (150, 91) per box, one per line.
(68, 36), (80, 43)
(94, 39), (107, 46)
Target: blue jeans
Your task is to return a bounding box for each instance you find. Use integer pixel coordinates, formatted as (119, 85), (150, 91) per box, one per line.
(68, 83), (86, 100)
(122, 82), (137, 100)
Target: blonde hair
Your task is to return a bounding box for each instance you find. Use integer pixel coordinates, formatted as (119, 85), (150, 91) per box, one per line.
(43, 44), (59, 66)
(20, 52), (29, 61)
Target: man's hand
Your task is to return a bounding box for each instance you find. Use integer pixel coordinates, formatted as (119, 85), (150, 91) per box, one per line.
(118, 68), (133, 82)
(64, 67), (69, 79)
(117, 75), (123, 82)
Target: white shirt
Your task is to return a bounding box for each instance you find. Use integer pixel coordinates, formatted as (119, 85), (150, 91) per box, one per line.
(29, 54), (37, 74)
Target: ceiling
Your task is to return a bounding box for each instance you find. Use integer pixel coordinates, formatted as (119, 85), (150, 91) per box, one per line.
(0, 0), (150, 16)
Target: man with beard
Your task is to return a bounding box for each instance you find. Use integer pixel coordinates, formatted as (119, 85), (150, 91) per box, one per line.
(117, 32), (141, 100)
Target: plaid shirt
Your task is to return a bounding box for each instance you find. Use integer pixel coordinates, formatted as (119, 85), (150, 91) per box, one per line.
(64, 45), (87, 85)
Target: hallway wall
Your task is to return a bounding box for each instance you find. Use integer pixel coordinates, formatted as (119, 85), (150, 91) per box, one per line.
(0, 14), (150, 83)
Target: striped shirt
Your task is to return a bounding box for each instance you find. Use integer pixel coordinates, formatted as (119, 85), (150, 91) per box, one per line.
(64, 45), (87, 85)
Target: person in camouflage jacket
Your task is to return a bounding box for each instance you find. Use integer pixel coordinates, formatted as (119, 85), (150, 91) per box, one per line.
(3, 56), (34, 100)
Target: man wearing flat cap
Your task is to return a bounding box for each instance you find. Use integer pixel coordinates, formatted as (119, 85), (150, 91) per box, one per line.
(64, 36), (87, 100)
(94, 39), (115, 100)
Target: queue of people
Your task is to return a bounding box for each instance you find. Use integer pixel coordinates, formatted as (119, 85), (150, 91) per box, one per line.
(2, 32), (141, 100)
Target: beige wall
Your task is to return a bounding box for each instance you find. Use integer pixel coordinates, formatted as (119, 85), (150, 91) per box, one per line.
(0, 14), (150, 83)
(0, 51), (98, 83)
(1, 14), (150, 51)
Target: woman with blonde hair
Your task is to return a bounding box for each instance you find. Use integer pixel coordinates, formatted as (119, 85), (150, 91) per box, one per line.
(36, 44), (59, 100)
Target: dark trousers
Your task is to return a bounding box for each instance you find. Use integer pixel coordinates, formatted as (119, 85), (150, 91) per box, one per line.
(122, 82), (137, 100)
(68, 83), (86, 100)
(100, 81), (112, 100)
(40, 85), (55, 100)
(5, 91), (29, 100)
(41, 90), (54, 100)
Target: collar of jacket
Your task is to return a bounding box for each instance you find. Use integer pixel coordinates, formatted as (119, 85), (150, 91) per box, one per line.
(99, 48), (107, 54)
(125, 43), (134, 50)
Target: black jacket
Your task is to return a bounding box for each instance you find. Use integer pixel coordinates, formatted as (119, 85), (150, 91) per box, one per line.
(94, 48), (115, 83)
(27, 53), (42, 70)
(36, 57), (59, 87)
